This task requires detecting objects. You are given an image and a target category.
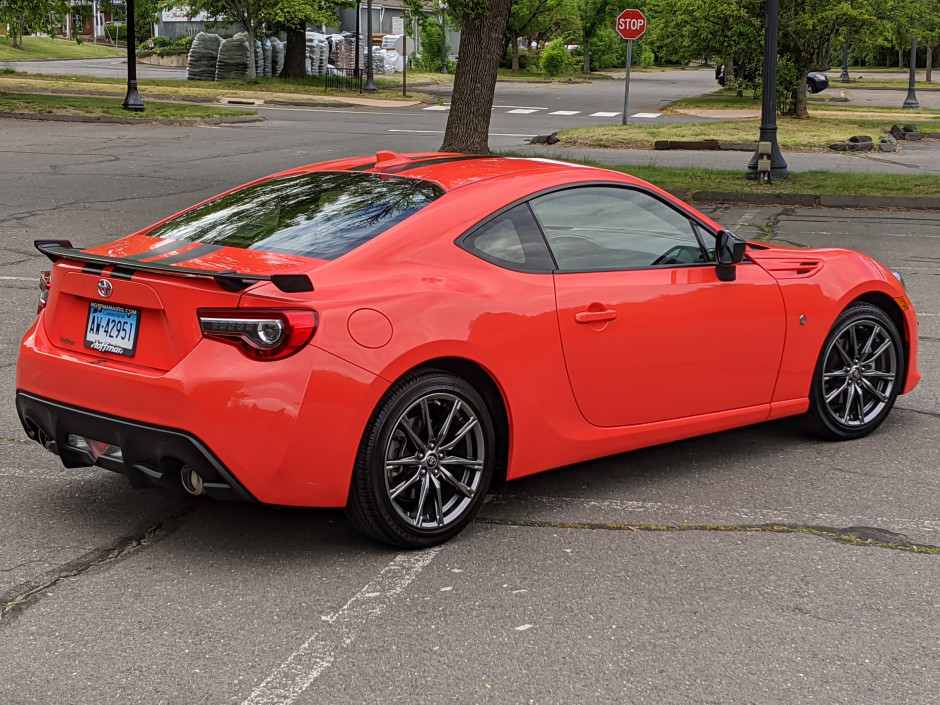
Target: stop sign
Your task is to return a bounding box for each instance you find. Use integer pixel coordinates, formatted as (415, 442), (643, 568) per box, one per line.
(616, 9), (647, 40)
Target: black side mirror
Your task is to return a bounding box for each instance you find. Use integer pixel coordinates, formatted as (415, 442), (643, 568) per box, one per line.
(716, 229), (747, 281)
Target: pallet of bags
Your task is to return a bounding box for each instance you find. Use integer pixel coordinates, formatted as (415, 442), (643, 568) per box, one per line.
(216, 32), (250, 80)
(262, 38), (273, 77)
(186, 32), (222, 81)
(306, 31), (328, 76)
(270, 38), (284, 77)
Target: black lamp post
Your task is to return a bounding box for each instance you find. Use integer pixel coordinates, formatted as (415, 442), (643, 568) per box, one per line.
(840, 37), (850, 83)
(364, 0), (377, 93)
(122, 0), (144, 112)
(440, 1), (448, 74)
(903, 24), (919, 109)
(746, 0), (788, 180)
(355, 2), (361, 83)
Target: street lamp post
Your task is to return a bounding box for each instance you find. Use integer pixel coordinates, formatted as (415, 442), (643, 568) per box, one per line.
(746, 0), (788, 180)
(364, 0), (377, 93)
(840, 38), (850, 83)
(122, 0), (144, 112)
(903, 24), (920, 109)
(440, 1), (448, 74)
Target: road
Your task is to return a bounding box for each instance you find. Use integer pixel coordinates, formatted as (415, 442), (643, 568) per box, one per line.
(0, 103), (937, 705)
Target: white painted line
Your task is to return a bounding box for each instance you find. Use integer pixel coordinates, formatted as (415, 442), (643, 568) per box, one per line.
(549, 110), (581, 116)
(422, 105), (449, 111)
(388, 129), (537, 138)
(496, 105), (548, 110)
(242, 547), (442, 705)
(590, 112), (621, 117)
(631, 112), (662, 118)
(506, 108), (540, 114)
(0, 276), (37, 281)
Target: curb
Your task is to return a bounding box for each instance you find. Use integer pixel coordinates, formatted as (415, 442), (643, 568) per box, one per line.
(665, 189), (940, 210)
(0, 111), (265, 126)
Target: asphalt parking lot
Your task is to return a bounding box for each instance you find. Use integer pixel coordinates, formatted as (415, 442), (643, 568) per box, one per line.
(0, 118), (937, 704)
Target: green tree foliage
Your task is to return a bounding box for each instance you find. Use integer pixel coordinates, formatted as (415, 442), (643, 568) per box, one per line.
(0, 0), (69, 49)
(539, 36), (570, 75)
(505, 0), (579, 69)
(577, 0), (617, 72)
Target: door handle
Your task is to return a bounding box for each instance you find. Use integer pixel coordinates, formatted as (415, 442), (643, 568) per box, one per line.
(575, 309), (618, 324)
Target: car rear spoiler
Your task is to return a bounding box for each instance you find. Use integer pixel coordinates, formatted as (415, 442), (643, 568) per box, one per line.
(34, 240), (314, 293)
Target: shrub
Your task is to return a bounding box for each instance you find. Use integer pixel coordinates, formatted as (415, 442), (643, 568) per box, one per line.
(639, 44), (654, 69)
(540, 38), (570, 77)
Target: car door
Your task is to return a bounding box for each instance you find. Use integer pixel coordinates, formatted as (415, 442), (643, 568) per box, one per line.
(529, 185), (787, 428)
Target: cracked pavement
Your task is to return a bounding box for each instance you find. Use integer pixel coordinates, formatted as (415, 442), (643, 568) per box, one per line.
(0, 115), (937, 704)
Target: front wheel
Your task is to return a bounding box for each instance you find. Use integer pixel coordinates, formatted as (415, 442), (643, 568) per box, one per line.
(346, 370), (496, 548)
(805, 303), (904, 440)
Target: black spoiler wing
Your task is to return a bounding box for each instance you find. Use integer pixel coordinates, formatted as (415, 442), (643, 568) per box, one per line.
(35, 240), (314, 293)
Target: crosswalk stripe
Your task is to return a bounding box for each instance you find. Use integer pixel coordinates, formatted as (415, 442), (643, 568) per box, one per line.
(631, 112), (662, 118)
(506, 108), (540, 114)
(590, 111), (620, 117)
(549, 110), (581, 116)
(422, 105), (449, 111)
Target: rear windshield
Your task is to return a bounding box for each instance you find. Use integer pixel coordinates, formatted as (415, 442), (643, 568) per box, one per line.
(146, 172), (444, 261)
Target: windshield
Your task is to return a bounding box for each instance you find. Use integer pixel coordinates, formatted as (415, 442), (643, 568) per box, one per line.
(146, 172), (444, 261)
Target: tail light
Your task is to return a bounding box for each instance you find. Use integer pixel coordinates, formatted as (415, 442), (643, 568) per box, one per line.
(198, 309), (317, 360)
(38, 270), (52, 315)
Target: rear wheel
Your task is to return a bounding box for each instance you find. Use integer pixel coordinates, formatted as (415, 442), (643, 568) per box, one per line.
(346, 370), (495, 548)
(806, 303), (903, 440)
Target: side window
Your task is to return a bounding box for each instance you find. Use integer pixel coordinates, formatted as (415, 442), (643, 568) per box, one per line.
(461, 203), (554, 273)
(529, 186), (711, 271)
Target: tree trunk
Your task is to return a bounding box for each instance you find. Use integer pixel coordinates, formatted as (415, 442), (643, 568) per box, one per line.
(927, 43), (933, 83)
(512, 39), (519, 71)
(899, 47), (904, 68)
(246, 8), (257, 79)
(583, 39), (590, 73)
(793, 73), (809, 118)
(282, 25), (306, 79)
(722, 52), (732, 90)
(440, 0), (514, 154)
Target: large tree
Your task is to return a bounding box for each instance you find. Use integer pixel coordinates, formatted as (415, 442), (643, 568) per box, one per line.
(0, 0), (69, 49)
(440, 0), (515, 153)
(263, 0), (342, 78)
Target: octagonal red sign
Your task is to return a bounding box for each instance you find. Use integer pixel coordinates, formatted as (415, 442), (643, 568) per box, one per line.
(616, 9), (647, 40)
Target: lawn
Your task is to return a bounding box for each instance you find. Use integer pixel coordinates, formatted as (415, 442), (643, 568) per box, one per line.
(0, 36), (125, 61)
(0, 69), (424, 102)
(667, 91), (940, 116)
(0, 91), (256, 119)
(559, 116), (940, 151)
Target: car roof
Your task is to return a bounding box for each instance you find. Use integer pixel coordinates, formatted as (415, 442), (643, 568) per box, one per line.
(272, 151), (644, 192)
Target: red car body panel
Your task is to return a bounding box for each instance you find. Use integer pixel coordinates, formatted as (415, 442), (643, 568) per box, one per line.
(15, 154), (921, 508)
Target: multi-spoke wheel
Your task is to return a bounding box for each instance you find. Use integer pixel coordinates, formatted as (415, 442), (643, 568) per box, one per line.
(806, 303), (904, 440)
(346, 370), (496, 547)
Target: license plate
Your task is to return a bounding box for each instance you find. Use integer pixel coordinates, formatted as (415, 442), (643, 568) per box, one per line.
(84, 302), (140, 357)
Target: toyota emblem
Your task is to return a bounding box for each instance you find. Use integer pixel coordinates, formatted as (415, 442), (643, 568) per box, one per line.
(97, 279), (113, 298)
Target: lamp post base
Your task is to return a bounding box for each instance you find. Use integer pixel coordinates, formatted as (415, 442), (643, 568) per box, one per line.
(122, 81), (145, 112)
(903, 91), (920, 109)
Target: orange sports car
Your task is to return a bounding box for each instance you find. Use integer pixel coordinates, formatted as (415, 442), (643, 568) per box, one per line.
(16, 152), (920, 547)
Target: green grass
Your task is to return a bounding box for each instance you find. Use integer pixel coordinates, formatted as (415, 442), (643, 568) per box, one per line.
(497, 68), (611, 82)
(0, 36), (125, 61)
(559, 115), (940, 151)
(667, 90), (940, 115)
(587, 163), (940, 197)
(0, 91), (256, 119)
(0, 69), (423, 102)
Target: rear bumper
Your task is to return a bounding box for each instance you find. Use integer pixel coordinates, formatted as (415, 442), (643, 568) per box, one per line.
(16, 391), (254, 501)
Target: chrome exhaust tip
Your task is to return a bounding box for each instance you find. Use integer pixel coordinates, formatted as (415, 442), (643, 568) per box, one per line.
(180, 465), (205, 496)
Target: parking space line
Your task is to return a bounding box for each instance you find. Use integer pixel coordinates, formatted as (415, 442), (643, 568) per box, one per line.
(242, 547), (442, 705)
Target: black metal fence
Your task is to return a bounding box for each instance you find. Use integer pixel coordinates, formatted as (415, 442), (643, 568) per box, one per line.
(324, 68), (363, 93)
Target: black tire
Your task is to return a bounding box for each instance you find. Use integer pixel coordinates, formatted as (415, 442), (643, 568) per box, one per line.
(346, 370), (496, 548)
(805, 303), (904, 440)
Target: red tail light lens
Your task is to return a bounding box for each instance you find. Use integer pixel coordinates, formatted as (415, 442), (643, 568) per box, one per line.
(198, 309), (317, 360)
(38, 270), (52, 315)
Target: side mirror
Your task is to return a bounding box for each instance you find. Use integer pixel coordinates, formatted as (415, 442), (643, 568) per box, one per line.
(716, 229), (747, 281)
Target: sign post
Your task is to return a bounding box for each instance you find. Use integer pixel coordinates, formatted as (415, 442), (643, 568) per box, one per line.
(615, 9), (646, 126)
(395, 34), (416, 97)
